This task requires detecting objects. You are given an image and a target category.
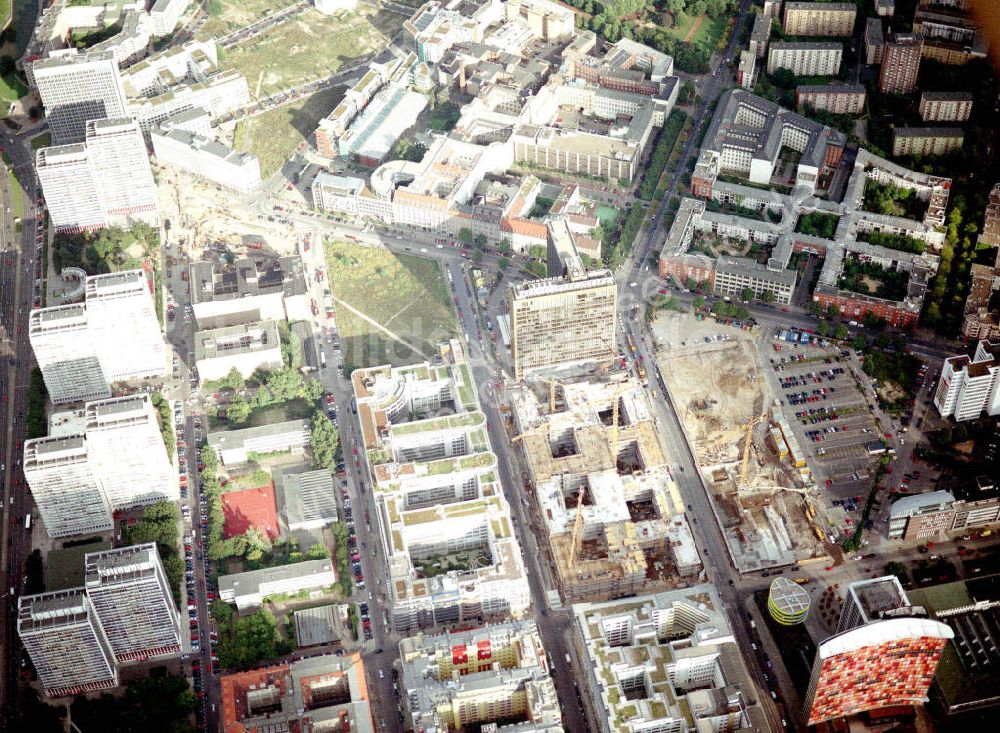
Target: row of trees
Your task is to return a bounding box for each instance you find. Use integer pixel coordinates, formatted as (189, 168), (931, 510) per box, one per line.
(330, 522), (355, 598)
(150, 391), (176, 461)
(638, 110), (688, 201)
(224, 365), (324, 425)
(122, 502), (184, 608)
(25, 367), (47, 440)
(311, 409), (340, 471)
(211, 601), (290, 670)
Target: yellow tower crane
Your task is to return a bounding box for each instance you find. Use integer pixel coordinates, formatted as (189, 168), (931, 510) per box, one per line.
(541, 378), (565, 413)
(568, 484), (587, 569)
(737, 413), (767, 490)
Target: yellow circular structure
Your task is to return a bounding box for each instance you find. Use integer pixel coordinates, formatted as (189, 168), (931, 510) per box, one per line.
(767, 577), (811, 626)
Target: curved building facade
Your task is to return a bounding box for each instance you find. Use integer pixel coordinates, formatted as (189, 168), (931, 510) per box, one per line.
(804, 617), (954, 726)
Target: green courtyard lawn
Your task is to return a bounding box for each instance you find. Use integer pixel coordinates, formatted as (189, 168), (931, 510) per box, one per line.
(0, 67), (27, 102)
(659, 12), (728, 53)
(233, 85), (343, 178)
(219, 7), (402, 97)
(323, 241), (458, 371)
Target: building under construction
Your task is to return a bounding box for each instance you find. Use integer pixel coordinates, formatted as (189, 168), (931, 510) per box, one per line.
(508, 375), (700, 603)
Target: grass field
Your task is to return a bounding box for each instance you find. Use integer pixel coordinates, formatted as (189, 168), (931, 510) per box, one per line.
(594, 205), (618, 229)
(199, 0), (299, 39)
(219, 7), (400, 96)
(660, 12), (728, 52)
(7, 165), (23, 219)
(323, 241), (458, 371)
(0, 69), (27, 102)
(30, 131), (51, 150)
(233, 85), (343, 178)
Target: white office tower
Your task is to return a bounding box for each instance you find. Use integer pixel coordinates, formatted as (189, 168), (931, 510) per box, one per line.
(86, 270), (167, 382)
(85, 118), (159, 228)
(28, 305), (111, 404)
(35, 145), (105, 232)
(32, 52), (128, 144)
(84, 544), (182, 663)
(23, 435), (114, 537)
(17, 589), (118, 698)
(84, 394), (177, 509)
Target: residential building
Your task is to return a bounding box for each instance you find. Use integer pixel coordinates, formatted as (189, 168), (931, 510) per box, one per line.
(738, 50), (756, 89)
(23, 435), (114, 538)
(715, 255), (798, 304)
(750, 13), (771, 58)
(510, 227), (615, 379)
(83, 394), (177, 509)
(875, 0), (894, 16)
(950, 477), (1000, 532)
(88, 117), (159, 227)
(782, 3), (856, 37)
(281, 469), (339, 531)
(27, 304), (111, 405)
(505, 0), (574, 41)
(399, 620), (562, 732)
(189, 257), (309, 329)
(888, 491), (957, 540)
(919, 91), (973, 122)
(806, 577), (953, 725)
(149, 0), (190, 36)
(17, 589), (118, 698)
(979, 183), (1000, 247)
(207, 419), (312, 466)
(151, 124), (262, 192)
(35, 145), (105, 232)
(32, 52), (128, 144)
(912, 0), (989, 65)
(864, 17), (885, 65)
(509, 375), (694, 601)
(352, 340), (531, 631)
(796, 83), (866, 115)
(84, 269), (166, 382)
(892, 127), (965, 157)
(767, 42), (843, 76)
(220, 654), (374, 733)
(38, 117), (158, 232)
(573, 586), (769, 733)
(84, 544), (182, 663)
(193, 320), (283, 382)
(218, 559), (336, 612)
(934, 341), (1000, 421)
(880, 33), (923, 93)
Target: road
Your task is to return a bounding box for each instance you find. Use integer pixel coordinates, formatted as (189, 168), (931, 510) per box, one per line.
(0, 124), (43, 730)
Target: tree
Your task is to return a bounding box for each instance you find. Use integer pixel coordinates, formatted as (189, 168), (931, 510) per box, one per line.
(825, 304), (840, 319)
(498, 257), (510, 270)
(739, 287), (754, 302)
(473, 233), (487, 249)
(225, 396), (251, 424)
(243, 527), (272, 562)
(833, 323), (848, 340)
(851, 335), (867, 351)
(311, 410), (340, 470)
(498, 238), (512, 256)
(308, 543), (328, 560)
(760, 290), (775, 305)
(817, 321), (829, 337)
(692, 295), (705, 311)
(458, 228), (473, 246)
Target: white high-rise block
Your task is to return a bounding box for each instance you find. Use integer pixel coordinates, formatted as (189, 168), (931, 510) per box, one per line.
(32, 52), (128, 145)
(22, 435), (114, 538)
(85, 270), (167, 382)
(85, 118), (159, 229)
(35, 145), (105, 232)
(28, 305), (111, 405)
(84, 544), (183, 663)
(84, 394), (177, 509)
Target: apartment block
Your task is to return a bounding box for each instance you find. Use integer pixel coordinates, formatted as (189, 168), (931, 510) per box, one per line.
(573, 586), (769, 733)
(934, 341), (1000, 421)
(399, 621), (561, 732)
(505, 0), (574, 41)
(880, 33), (923, 93)
(782, 3), (856, 37)
(796, 83), (866, 115)
(193, 320), (283, 382)
(84, 544), (182, 662)
(715, 255), (797, 304)
(864, 17), (885, 65)
(17, 589), (118, 698)
(913, 0), (989, 65)
(353, 340), (531, 632)
(207, 420), (312, 466)
(888, 491), (957, 540)
(28, 305), (111, 405)
(892, 127), (965, 157)
(189, 257), (309, 329)
(32, 52), (128, 144)
(919, 91), (973, 122)
(767, 42), (842, 76)
(151, 124), (261, 192)
(84, 269), (167, 382)
(23, 435), (114, 538)
(510, 228), (615, 380)
(38, 117), (158, 232)
(738, 50), (756, 89)
(979, 183), (1000, 247)
(83, 394), (177, 509)
(149, 0), (190, 36)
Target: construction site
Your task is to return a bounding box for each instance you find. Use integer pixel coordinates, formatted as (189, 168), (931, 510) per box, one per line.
(507, 374), (702, 604)
(655, 324), (833, 574)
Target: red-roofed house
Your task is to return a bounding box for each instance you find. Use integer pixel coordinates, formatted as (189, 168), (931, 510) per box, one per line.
(222, 484), (279, 540)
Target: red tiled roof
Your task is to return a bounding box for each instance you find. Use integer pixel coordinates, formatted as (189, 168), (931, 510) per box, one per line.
(221, 484), (279, 540)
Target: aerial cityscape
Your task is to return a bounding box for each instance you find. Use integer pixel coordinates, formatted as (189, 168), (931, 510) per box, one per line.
(2, 0), (1000, 731)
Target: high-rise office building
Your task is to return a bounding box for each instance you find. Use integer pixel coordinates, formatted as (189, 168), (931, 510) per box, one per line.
(38, 118), (159, 233)
(85, 118), (159, 228)
(804, 576), (954, 725)
(880, 33), (923, 94)
(933, 340), (1000, 421)
(30, 269), (167, 403)
(84, 394), (177, 509)
(32, 52), (128, 144)
(22, 435), (114, 538)
(510, 221), (616, 380)
(85, 270), (167, 382)
(28, 304), (111, 404)
(35, 145), (106, 231)
(84, 544), (182, 663)
(17, 589), (118, 698)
